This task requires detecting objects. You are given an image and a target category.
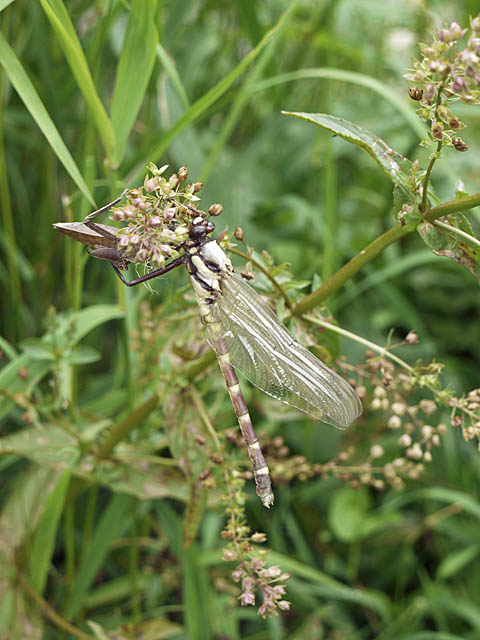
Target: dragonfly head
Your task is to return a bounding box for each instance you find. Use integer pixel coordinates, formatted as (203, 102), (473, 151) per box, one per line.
(189, 218), (215, 243)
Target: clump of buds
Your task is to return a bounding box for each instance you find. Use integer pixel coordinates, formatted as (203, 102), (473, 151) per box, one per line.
(221, 468), (290, 618)
(109, 164), (224, 268)
(405, 15), (480, 152)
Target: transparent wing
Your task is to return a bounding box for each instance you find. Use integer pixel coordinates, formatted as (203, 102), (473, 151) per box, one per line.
(207, 273), (362, 429)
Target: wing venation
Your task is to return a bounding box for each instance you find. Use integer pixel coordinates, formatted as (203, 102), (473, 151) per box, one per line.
(207, 273), (362, 429)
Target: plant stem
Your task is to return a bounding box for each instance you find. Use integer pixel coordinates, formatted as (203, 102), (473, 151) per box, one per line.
(303, 314), (413, 372)
(96, 395), (158, 460)
(18, 573), (94, 640)
(433, 219), (480, 249)
(190, 386), (221, 450)
(421, 80), (445, 212)
(293, 191), (480, 314)
(229, 247), (293, 308)
(420, 140), (442, 212)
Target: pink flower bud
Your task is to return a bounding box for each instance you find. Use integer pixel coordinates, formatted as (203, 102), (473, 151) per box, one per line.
(163, 207), (176, 221)
(148, 216), (163, 227)
(437, 28), (452, 43)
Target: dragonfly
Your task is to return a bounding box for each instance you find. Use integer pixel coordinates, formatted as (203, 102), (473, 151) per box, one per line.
(55, 193), (362, 507)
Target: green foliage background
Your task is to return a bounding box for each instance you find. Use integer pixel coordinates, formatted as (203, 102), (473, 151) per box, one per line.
(1, 1), (480, 638)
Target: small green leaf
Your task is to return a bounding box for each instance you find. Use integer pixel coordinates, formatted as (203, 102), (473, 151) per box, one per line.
(454, 180), (469, 199)
(68, 304), (125, 345)
(65, 346), (101, 365)
(437, 545), (480, 580)
(328, 486), (372, 543)
(418, 215), (480, 280)
(21, 339), (55, 361)
(65, 493), (135, 619)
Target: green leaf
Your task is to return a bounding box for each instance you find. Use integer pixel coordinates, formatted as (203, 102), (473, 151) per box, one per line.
(65, 345), (101, 365)
(20, 338), (55, 361)
(38, 0), (116, 160)
(0, 32), (94, 205)
(437, 544), (480, 581)
(0, 0), (15, 11)
(0, 425), (187, 502)
(282, 111), (416, 209)
(28, 463), (76, 592)
(0, 468), (57, 635)
(0, 354), (53, 420)
(328, 486), (372, 542)
(183, 545), (213, 639)
(67, 304), (125, 345)
(418, 214), (480, 280)
(111, 0), (158, 166)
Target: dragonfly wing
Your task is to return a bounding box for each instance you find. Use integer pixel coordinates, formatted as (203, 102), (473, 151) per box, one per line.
(209, 273), (362, 429)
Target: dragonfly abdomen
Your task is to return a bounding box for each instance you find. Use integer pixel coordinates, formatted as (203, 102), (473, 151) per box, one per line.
(207, 319), (274, 507)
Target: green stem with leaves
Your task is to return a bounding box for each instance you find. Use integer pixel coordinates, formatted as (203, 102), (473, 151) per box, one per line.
(293, 192), (480, 315)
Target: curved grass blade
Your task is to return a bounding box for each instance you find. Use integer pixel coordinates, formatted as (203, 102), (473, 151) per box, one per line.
(127, 3), (297, 184)
(256, 69), (426, 138)
(0, 32), (94, 204)
(156, 43), (190, 109)
(38, 0), (116, 161)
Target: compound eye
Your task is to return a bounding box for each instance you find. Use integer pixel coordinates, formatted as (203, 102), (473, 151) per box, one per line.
(189, 225), (204, 240)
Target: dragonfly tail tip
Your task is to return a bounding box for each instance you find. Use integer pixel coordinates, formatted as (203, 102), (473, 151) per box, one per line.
(261, 493), (275, 508)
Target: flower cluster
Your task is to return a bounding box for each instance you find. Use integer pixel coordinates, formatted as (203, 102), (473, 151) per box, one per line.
(109, 164), (223, 268)
(221, 469), (290, 618)
(405, 15), (480, 151)
(449, 388), (480, 448)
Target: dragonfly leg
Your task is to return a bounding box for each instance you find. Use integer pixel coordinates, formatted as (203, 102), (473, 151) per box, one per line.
(211, 327), (274, 507)
(83, 189), (130, 223)
(111, 256), (186, 287)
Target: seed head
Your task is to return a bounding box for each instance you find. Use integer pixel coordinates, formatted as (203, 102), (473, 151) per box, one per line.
(234, 227), (245, 241)
(452, 136), (468, 151)
(208, 203), (224, 217)
(408, 87), (423, 101)
(177, 166), (188, 181)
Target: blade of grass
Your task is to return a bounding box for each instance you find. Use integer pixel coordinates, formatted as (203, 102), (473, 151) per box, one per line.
(126, 2), (297, 185)
(156, 42), (190, 109)
(0, 32), (94, 204)
(111, 0), (158, 166)
(0, 111), (22, 339)
(28, 460), (77, 593)
(65, 493), (135, 619)
(183, 544), (213, 640)
(254, 68), (426, 138)
(38, 0), (116, 161)
(200, 4), (292, 183)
